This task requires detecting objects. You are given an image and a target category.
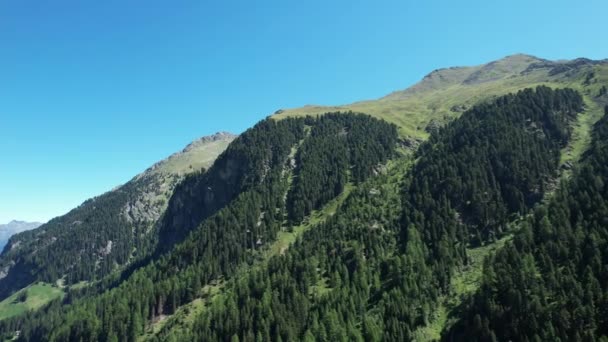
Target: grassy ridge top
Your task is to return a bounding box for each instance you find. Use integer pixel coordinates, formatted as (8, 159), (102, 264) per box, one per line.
(140, 132), (236, 177)
(273, 54), (608, 139)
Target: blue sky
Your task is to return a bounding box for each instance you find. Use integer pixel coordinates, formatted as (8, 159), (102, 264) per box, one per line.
(1, 0), (607, 223)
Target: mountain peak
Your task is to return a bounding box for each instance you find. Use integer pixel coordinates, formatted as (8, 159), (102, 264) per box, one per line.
(383, 54), (549, 100)
(497, 53), (544, 62)
(182, 131), (237, 153)
(461, 53), (546, 85)
(141, 132), (237, 177)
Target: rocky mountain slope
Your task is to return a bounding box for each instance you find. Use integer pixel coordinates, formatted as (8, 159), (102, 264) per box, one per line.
(0, 132), (235, 300)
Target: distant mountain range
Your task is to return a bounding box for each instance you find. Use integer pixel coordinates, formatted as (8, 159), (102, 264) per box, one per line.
(0, 221), (42, 251)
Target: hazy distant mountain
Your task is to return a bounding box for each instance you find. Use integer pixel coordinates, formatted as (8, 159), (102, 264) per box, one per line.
(0, 220), (42, 251)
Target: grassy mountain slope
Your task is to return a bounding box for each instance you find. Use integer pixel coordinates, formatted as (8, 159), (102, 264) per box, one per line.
(0, 283), (64, 321)
(0, 132), (235, 301)
(143, 132), (236, 177)
(274, 54), (608, 139)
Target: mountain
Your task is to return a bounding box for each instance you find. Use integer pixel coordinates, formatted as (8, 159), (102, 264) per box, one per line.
(275, 54), (608, 139)
(1, 55), (608, 342)
(0, 132), (235, 299)
(0, 221), (42, 252)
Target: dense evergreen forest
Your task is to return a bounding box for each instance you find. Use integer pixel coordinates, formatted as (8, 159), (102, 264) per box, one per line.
(446, 105), (608, 341)
(0, 113), (397, 341)
(146, 86), (581, 341)
(410, 86), (582, 244)
(2, 86), (607, 342)
(288, 114), (397, 223)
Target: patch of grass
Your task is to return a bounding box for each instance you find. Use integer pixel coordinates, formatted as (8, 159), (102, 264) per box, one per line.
(0, 282), (64, 320)
(267, 183), (354, 258)
(68, 281), (90, 290)
(274, 76), (554, 139)
(560, 95), (606, 167)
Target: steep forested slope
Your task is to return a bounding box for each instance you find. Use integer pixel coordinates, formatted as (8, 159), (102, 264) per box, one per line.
(446, 105), (608, 342)
(139, 86), (584, 342)
(0, 113), (397, 342)
(0, 133), (235, 300)
(132, 86), (582, 342)
(405, 86), (582, 247)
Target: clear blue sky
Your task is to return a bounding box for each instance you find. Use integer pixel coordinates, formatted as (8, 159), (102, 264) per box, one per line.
(1, 0), (607, 223)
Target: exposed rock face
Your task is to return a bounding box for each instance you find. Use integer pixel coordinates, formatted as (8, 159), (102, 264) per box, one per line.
(122, 174), (176, 225)
(123, 132), (237, 226)
(425, 119), (442, 134)
(399, 137), (422, 150)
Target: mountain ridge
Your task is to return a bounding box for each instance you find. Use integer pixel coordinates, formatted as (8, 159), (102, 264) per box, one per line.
(385, 54), (547, 98)
(0, 132), (235, 300)
(0, 221), (42, 253)
(273, 54), (608, 139)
